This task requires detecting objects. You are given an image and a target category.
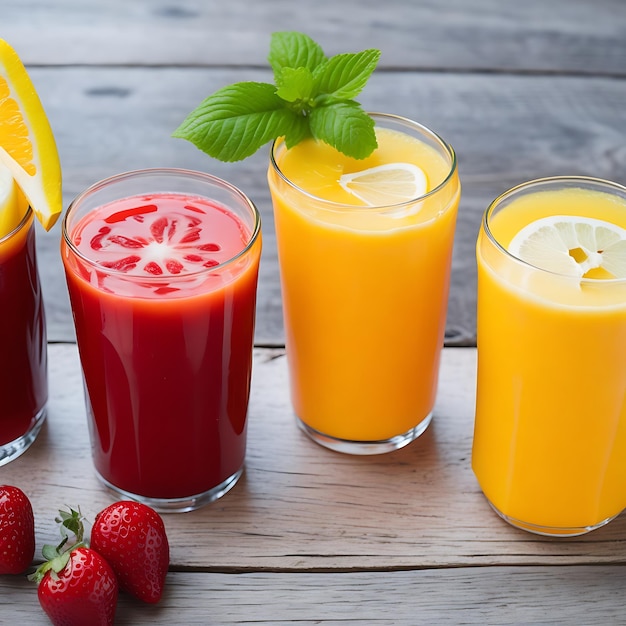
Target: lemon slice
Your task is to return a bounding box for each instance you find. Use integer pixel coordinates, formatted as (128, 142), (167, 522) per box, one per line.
(0, 39), (62, 231)
(508, 215), (626, 279)
(0, 161), (29, 238)
(339, 162), (428, 207)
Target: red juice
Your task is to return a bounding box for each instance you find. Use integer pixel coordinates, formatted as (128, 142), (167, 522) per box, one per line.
(61, 183), (261, 505)
(0, 210), (47, 454)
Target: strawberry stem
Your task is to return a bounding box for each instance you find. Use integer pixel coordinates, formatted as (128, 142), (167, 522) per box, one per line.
(28, 506), (88, 584)
(56, 507), (86, 544)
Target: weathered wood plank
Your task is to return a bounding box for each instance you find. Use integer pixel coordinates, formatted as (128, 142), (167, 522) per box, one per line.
(2, 566), (625, 625)
(30, 68), (626, 345)
(3, 344), (626, 573)
(5, 0), (626, 75)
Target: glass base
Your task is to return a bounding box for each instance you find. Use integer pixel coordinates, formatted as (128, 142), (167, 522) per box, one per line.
(95, 467), (244, 513)
(296, 412), (432, 455)
(487, 499), (618, 537)
(0, 406), (46, 467)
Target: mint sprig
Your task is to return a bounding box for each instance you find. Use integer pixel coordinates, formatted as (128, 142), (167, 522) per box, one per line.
(173, 32), (381, 162)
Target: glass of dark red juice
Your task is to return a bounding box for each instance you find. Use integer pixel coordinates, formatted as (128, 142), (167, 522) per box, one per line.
(0, 206), (48, 466)
(61, 168), (262, 512)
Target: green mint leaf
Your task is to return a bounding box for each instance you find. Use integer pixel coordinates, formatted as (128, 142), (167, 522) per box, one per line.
(173, 82), (297, 162)
(175, 31), (382, 161)
(283, 115), (312, 149)
(268, 31), (326, 81)
(313, 49), (381, 102)
(309, 101), (377, 160)
(275, 67), (314, 103)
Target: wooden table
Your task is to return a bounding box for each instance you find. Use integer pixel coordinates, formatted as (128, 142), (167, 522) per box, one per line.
(2, 1), (626, 623)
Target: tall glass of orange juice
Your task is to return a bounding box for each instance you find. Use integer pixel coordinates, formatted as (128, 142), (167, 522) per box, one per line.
(267, 113), (460, 454)
(473, 177), (626, 536)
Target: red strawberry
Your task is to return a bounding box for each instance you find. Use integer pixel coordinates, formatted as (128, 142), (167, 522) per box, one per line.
(91, 501), (169, 603)
(36, 546), (118, 626)
(0, 485), (35, 574)
(30, 507), (118, 626)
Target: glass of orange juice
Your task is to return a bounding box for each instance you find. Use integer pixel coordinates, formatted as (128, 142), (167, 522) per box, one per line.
(473, 176), (626, 536)
(267, 113), (460, 454)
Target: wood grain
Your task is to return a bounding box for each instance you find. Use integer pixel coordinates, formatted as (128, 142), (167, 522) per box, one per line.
(31, 68), (626, 345)
(2, 345), (626, 575)
(3, 344), (626, 623)
(6, 0), (626, 76)
(2, 566), (625, 625)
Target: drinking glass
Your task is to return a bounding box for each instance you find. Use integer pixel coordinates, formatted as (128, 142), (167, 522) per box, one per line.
(473, 177), (626, 535)
(0, 207), (47, 466)
(267, 113), (460, 454)
(61, 168), (261, 512)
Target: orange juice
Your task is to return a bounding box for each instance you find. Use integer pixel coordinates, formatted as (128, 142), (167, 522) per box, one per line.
(473, 177), (626, 535)
(268, 113), (460, 454)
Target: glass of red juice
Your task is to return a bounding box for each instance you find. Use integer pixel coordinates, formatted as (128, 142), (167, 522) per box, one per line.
(61, 168), (262, 512)
(0, 208), (48, 466)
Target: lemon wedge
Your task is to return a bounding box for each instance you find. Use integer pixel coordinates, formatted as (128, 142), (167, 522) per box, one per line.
(0, 161), (29, 238)
(0, 39), (62, 231)
(338, 162), (428, 207)
(508, 215), (626, 279)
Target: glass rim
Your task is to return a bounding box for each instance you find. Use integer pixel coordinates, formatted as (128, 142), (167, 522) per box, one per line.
(483, 175), (626, 283)
(0, 205), (33, 245)
(269, 111), (458, 212)
(62, 167), (262, 281)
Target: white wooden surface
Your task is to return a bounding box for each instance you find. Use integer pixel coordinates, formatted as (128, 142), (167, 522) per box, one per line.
(1, 345), (626, 623)
(3, 567), (626, 625)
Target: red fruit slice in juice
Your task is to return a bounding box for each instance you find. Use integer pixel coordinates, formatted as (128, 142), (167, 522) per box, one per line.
(71, 194), (251, 296)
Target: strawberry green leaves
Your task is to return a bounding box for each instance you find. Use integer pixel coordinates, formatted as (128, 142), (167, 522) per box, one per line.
(173, 32), (381, 161)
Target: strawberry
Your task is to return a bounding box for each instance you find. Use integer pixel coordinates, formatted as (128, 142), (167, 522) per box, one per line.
(0, 485), (35, 574)
(30, 507), (118, 626)
(91, 501), (169, 603)
(36, 546), (118, 626)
